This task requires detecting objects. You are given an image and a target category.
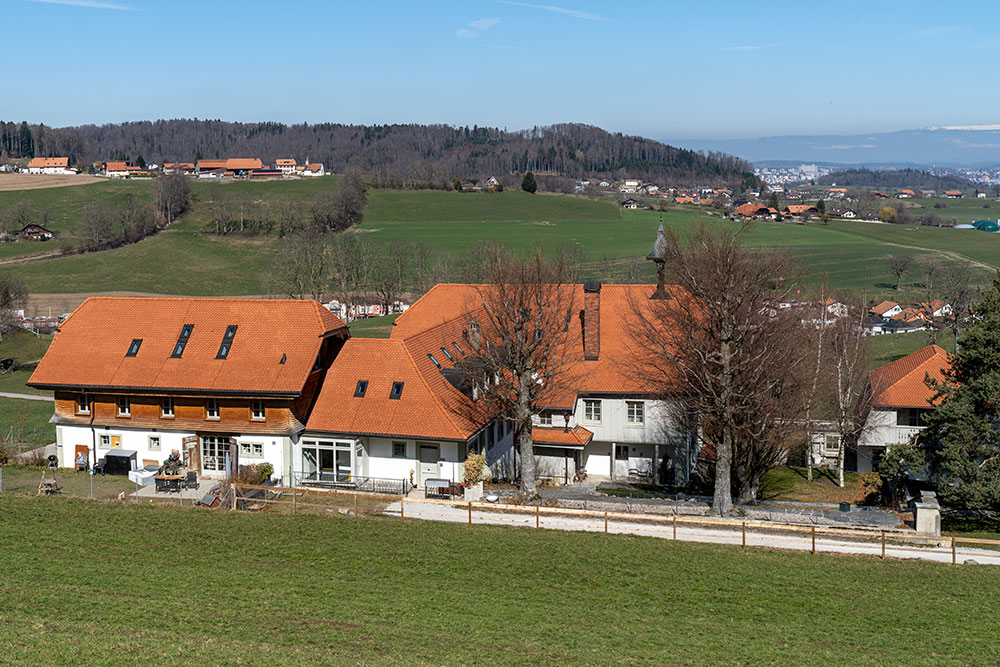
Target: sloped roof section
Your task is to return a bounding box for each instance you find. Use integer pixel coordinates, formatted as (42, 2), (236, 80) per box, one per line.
(868, 344), (950, 409)
(28, 157), (69, 168)
(306, 337), (479, 441)
(532, 425), (593, 448)
(28, 297), (347, 395)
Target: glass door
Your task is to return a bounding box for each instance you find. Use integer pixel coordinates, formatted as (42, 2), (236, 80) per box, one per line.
(319, 448), (336, 482)
(336, 448), (352, 482)
(301, 447), (318, 482)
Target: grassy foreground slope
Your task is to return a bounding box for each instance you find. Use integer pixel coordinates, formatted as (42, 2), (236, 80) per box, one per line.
(0, 495), (997, 665)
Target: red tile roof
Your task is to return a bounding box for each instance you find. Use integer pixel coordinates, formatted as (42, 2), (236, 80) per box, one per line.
(305, 337), (480, 441)
(226, 158), (263, 170)
(868, 345), (950, 409)
(532, 425), (593, 447)
(733, 202), (769, 217)
(870, 300), (899, 316)
(27, 157), (69, 168)
(28, 297), (347, 396)
(275, 159), (296, 166)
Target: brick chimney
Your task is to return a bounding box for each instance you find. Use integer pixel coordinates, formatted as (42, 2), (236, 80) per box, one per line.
(581, 280), (601, 361)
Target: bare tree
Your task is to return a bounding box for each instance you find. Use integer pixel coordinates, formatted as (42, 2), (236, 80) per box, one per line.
(327, 234), (370, 322)
(0, 272), (27, 334)
(370, 240), (410, 315)
(267, 234), (330, 301)
(802, 289), (831, 482)
(885, 255), (913, 291)
(826, 302), (872, 487)
(153, 173), (191, 224)
(937, 261), (979, 352)
(629, 224), (808, 513)
(462, 249), (578, 500)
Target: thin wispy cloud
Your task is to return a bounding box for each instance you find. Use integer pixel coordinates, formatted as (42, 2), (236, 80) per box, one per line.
(30, 0), (135, 9)
(495, 0), (611, 22)
(457, 16), (501, 39)
(724, 43), (783, 51)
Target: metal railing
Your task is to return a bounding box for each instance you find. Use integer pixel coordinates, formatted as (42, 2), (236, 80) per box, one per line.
(290, 471), (409, 496)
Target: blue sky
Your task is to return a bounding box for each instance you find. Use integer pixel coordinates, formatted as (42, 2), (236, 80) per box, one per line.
(7, 0), (1000, 139)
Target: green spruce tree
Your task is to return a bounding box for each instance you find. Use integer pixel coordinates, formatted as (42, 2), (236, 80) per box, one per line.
(920, 276), (999, 509)
(521, 171), (537, 194)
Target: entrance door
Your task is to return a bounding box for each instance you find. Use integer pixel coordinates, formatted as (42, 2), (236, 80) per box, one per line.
(418, 444), (439, 484)
(614, 444), (630, 479)
(335, 447), (352, 482)
(319, 448), (336, 482)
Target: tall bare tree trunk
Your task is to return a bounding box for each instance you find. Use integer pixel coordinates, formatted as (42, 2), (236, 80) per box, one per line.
(714, 339), (734, 514)
(517, 371), (538, 499)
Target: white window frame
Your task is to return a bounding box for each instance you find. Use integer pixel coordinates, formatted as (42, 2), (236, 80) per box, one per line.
(117, 396), (130, 417)
(160, 397), (174, 418)
(583, 399), (602, 424)
(76, 394), (90, 415)
(99, 434), (111, 449)
(615, 444), (629, 460)
(625, 400), (645, 426)
(240, 441), (264, 459)
(538, 412), (553, 426)
(148, 435), (161, 451)
(251, 399), (266, 421)
(392, 441), (406, 458)
(205, 398), (220, 420)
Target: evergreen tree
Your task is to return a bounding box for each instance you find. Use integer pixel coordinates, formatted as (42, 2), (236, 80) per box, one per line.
(521, 171), (537, 194)
(136, 154), (146, 169)
(767, 192), (779, 209)
(816, 199), (826, 214)
(920, 276), (1000, 509)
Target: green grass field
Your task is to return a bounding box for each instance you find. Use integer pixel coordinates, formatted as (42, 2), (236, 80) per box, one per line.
(0, 494), (997, 664)
(5, 178), (1000, 300)
(0, 397), (55, 444)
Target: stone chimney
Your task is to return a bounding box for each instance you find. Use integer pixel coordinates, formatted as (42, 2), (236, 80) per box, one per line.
(581, 280), (601, 361)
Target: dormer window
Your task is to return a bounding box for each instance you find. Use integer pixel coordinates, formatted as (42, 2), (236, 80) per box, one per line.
(354, 380), (368, 398)
(76, 394), (90, 414)
(205, 398), (220, 420)
(428, 354), (441, 369)
(171, 324), (194, 358)
(126, 338), (142, 357)
(216, 325), (237, 359)
(251, 398), (265, 420)
(389, 382), (404, 400)
(117, 396), (130, 417)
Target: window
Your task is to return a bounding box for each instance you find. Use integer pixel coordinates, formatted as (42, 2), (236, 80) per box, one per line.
(126, 338), (142, 357)
(389, 382), (404, 400)
(538, 411), (553, 426)
(99, 434), (111, 449)
(392, 442), (406, 458)
(615, 445), (629, 460)
(251, 399), (265, 420)
(440, 346), (453, 361)
(626, 401), (645, 425)
(117, 396), (130, 417)
(160, 397), (174, 418)
(453, 342), (464, 355)
(240, 441), (264, 458)
(171, 324), (194, 358)
(823, 435), (840, 454)
(148, 435), (161, 451)
(216, 325), (237, 359)
(354, 380), (368, 398)
(201, 435), (230, 471)
(76, 394), (90, 415)
(897, 408), (923, 427)
(428, 354), (441, 368)
(583, 399), (602, 423)
(205, 398), (220, 419)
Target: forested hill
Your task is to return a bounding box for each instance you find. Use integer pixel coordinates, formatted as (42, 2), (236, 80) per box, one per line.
(0, 119), (757, 187)
(816, 168), (975, 190)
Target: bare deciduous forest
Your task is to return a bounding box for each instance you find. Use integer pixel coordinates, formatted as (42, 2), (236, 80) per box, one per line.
(0, 119), (757, 187)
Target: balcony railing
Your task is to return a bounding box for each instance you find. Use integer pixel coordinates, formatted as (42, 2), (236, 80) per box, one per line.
(291, 471), (409, 496)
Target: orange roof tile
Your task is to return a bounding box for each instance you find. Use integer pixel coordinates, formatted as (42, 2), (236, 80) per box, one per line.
(532, 425), (593, 448)
(197, 159), (228, 169)
(28, 297), (347, 396)
(275, 159), (297, 166)
(868, 345), (950, 409)
(870, 300), (899, 315)
(104, 161), (129, 171)
(28, 157), (69, 168)
(305, 337), (480, 441)
(226, 158), (263, 170)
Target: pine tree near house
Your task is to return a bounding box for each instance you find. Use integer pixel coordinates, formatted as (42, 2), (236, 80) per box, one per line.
(521, 171), (537, 194)
(919, 276), (1000, 510)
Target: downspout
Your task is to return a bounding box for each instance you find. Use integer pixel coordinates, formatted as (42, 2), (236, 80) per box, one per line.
(89, 395), (96, 470)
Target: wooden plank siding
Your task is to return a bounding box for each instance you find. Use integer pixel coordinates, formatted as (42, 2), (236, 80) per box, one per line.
(52, 391), (301, 435)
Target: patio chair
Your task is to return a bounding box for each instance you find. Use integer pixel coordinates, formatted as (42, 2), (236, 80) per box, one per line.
(94, 457), (107, 476)
(182, 471), (198, 490)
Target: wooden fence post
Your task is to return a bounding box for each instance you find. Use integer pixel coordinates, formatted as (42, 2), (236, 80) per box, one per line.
(812, 526), (816, 555)
(604, 511), (608, 534)
(291, 487), (296, 515)
(468, 501), (472, 525)
(355, 493), (359, 519)
(952, 536), (957, 565)
(673, 515), (677, 541)
(231, 483), (236, 511)
(742, 522), (746, 548)
(535, 504), (540, 529)
(400, 499), (404, 520)
(881, 532), (886, 561)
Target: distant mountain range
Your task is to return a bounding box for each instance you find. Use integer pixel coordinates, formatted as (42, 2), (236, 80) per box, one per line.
(665, 126), (1000, 168)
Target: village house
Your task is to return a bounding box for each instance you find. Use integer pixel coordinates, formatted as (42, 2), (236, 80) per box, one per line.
(920, 300), (952, 318)
(619, 179), (641, 194)
(732, 202), (772, 219)
(275, 158), (297, 175)
(163, 163), (195, 175)
(943, 190), (964, 198)
(896, 189), (915, 199)
(869, 301), (902, 318)
(871, 191), (890, 199)
(620, 198), (639, 210)
(856, 345), (949, 473)
(297, 163), (326, 176)
(840, 210), (857, 218)
(28, 297), (349, 481)
(25, 157), (75, 175)
(19, 222), (56, 240)
(782, 204), (819, 217)
(103, 161), (144, 178)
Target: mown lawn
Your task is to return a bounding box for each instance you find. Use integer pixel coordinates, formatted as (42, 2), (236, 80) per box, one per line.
(867, 328), (955, 368)
(0, 494), (997, 665)
(760, 466), (865, 504)
(0, 328), (53, 364)
(0, 397), (55, 444)
(347, 313), (399, 338)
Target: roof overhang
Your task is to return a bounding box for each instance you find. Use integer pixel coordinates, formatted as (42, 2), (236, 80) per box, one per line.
(30, 383), (300, 398)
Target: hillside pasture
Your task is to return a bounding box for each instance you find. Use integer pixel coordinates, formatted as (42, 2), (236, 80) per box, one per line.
(0, 173), (102, 191)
